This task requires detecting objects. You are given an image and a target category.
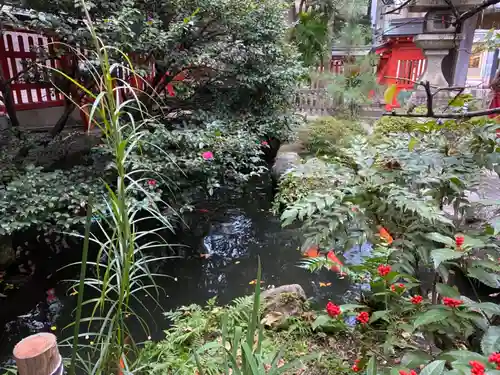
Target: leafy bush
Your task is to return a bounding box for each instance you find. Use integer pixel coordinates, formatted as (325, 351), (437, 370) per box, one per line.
(0, 0), (305, 236)
(373, 116), (421, 134)
(298, 117), (365, 155)
(137, 264), (319, 375)
(277, 120), (500, 375)
(374, 114), (488, 135)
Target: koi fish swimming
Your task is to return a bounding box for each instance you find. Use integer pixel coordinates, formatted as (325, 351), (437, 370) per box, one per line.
(303, 246), (346, 276)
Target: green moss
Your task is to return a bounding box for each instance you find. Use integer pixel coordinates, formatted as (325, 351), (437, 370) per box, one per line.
(298, 117), (365, 155)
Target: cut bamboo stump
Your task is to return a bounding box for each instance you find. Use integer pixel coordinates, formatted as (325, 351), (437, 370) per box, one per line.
(13, 333), (63, 375)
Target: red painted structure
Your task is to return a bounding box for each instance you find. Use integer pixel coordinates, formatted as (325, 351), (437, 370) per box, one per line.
(0, 28), (428, 125)
(0, 29), (64, 113)
(375, 36), (426, 110)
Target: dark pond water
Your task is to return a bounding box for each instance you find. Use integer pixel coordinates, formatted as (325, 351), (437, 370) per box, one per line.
(0, 176), (351, 369)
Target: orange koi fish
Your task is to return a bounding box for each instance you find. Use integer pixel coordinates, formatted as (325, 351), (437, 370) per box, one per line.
(378, 227), (393, 245)
(327, 251), (345, 276)
(304, 245), (320, 258)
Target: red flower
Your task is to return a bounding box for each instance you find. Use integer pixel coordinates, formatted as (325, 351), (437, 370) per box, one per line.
(488, 353), (500, 369)
(469, 361), (485, 375)
(377, 264), (391, 277)
(147, 179), (157, 186)
(443, 297), (463, 308)
(455, 235), (465, 247)
(356, 311), (370, 324)
(326, 301), (341, 317)
(410, 295), (423, 305)
(352, 360), (361, 372)
(399, 370), (417, 375)
(390, 283), (404, 292)
(261, 140), (269, 146)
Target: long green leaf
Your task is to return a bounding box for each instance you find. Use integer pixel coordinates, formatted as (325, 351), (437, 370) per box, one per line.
(414, 309), (452, 328)
(481, 326), (500, 355)
(69, 195), (93, 375)
(420, 360), (446, 375)
(366, 356), (377, 375)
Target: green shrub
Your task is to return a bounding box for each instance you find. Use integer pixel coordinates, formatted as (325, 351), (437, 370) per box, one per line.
(373, 116), (420, 134)
(298, 117), (365, 155)
(374, 114), (488, 135)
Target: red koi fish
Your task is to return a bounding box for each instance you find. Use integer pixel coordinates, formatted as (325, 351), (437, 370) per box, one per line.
(46, 288), (57, 304)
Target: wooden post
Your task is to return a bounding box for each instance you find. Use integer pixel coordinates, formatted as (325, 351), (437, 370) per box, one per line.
(13, 333), (63, 375)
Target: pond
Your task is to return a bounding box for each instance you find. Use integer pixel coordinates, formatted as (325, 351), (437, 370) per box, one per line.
(0, 175), (351, 368)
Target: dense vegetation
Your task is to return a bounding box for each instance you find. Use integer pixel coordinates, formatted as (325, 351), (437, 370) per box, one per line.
(0, 0), (303, 236)
(0, 0), (499, 372)
(271, 113), (500, 375)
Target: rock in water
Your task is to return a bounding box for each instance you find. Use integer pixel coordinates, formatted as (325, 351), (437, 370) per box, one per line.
(260, 284), (306, 329)
(271, 151), (301, 179)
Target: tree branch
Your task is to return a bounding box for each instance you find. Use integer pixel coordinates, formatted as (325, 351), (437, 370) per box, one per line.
(423, 81), (434, 116)
(385, 106), (500, 118)
(456, 0), (500, 23)
(383, 79), (499, 118)
(443, 0), (460, 19)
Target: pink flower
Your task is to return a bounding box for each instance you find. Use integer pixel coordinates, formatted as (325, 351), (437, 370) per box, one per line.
(147, 179), (157, 186)
(261, 140), (269, 146)
(202, 151), (214, 160)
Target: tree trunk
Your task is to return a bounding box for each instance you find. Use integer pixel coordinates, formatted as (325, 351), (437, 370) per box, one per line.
(50, 101), (75, 137)
(13, 333), (63, 375)
(0, 78), (21, 130)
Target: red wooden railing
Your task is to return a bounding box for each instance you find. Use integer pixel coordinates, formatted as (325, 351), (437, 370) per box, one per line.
(0, 29), (64, 113)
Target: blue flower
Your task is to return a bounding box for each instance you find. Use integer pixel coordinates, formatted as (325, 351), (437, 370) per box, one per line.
(345, 315), (357, 327)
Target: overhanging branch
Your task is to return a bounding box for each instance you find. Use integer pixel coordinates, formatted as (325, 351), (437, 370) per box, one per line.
(384, 106), (500, 118)
(457, 0), (500, 23)
(382, 0), (413, 15)
(383, 79), (499, 119)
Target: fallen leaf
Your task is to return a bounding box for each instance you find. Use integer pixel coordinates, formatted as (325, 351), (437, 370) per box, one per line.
(235, 261), (240, 264)
(249, 279), (264, 285)
(319, 282), (332, 287)
(50, 326), (57, 331)
(261, 311), (283, 327)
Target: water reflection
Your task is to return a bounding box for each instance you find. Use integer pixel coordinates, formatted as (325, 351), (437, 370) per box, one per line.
(0, 179), (352, 366)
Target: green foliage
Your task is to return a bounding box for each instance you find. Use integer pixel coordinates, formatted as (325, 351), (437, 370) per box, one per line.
(373, 116), (422, 134)
(277, 113), (500, 375)
(63, 14), (178, 374)
(326, 54), (379, 117)
(138, 262), (318, 375)
(1, 0), (305, 236)
(470, 120), (500, 175)
(292, 11), (329, 67)
(373, 115), (488, 135)
(298, 117), (365, 155)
